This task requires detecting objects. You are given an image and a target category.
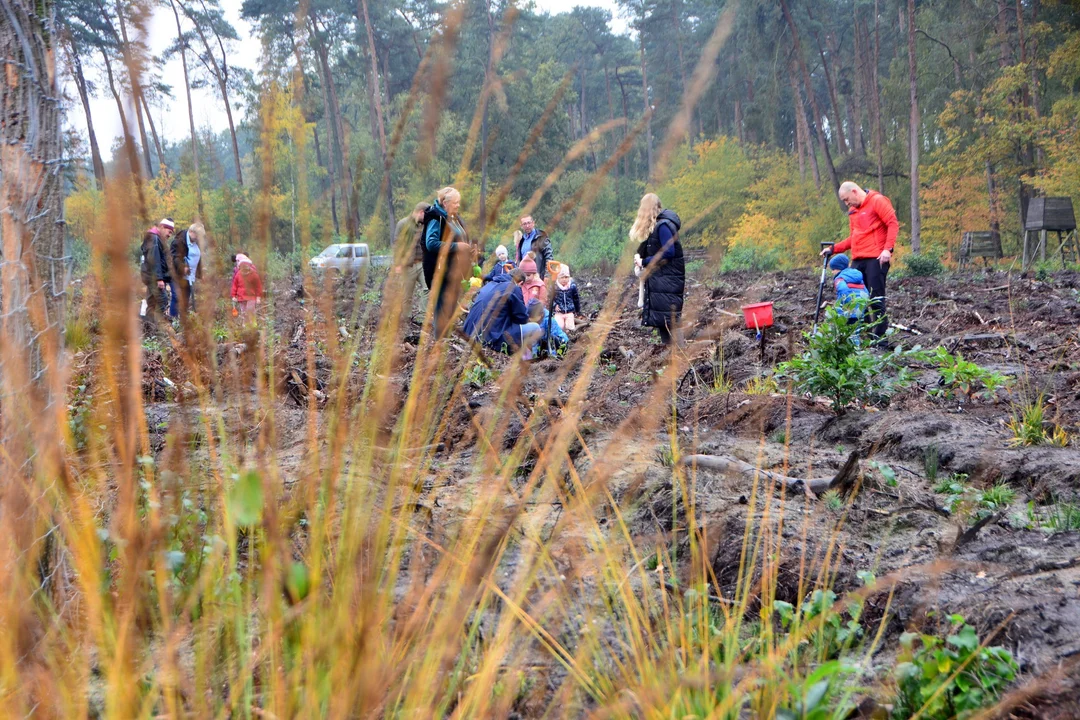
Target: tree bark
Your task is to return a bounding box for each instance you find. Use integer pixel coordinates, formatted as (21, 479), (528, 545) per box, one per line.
(907, 0), (921, 254)
(671, 0), (691, 136)
(789, 53), (819, 188)
(170, 0), (202, 215)
(779, 0), (840, 196)
(99, 45), (140, 178)
(111, 0), (155, 177)
(0, 6), (67, 704)
(64, 39), (106, 186)
(310, 16), (356, 237)
(805, 3), (848, 154)
(639, 26), (653, 181)
(871, 1), (885, 193)
(359, 0), (396, 237)
(615, 65), (632, 178)
(180, 0), (243, 186)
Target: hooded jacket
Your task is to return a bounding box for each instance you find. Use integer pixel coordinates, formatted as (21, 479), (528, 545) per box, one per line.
(833, 267), (870, 318)
(422, 199), (476, 290)
(463, 274), (531, 349)
(140, 228), (170, 284)
(231, 259), (264, 302)
(636, 208), (684, 329)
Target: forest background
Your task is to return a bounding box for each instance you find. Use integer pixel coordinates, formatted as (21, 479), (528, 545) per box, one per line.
(59, 0), (1080, 278)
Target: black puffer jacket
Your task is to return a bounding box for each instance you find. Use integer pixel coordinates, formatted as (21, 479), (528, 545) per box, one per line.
(636, 208), (684, 329)
(552, 281), (581, 314)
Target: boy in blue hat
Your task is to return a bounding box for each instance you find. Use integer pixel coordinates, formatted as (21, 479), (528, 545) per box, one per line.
(829, 253), (871, 322)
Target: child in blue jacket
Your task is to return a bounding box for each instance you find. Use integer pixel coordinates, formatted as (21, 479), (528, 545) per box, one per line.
(829, 254), (871, 321)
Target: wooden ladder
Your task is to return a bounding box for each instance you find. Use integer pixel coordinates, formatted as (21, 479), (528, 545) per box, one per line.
(1057, 230), (1080, 268)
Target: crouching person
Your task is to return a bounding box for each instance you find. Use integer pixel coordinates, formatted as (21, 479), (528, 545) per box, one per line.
(463, 268), (543, 360)
(829, 254), (871, 323)
(529, 299), (569, 358)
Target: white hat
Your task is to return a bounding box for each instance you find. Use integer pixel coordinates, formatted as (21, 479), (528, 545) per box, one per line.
(160, 218), (175, 230)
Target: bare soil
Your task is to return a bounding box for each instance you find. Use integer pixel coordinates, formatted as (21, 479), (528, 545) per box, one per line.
(109, 264), (1080, 715)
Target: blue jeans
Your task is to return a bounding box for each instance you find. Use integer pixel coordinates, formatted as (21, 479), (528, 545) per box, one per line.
(504, 322), (542, 359)
(169, 278), (194, 317)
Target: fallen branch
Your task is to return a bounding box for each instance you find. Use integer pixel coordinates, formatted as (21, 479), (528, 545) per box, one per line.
(951, 511), (1003, 552)
(682, 451), (860, 498)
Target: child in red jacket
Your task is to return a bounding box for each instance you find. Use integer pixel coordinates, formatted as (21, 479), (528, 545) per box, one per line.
(231, 253), (263, 320)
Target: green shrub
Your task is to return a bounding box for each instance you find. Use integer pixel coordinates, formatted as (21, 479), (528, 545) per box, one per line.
(903, 253), (945, 277)
(928, 348), (1009, 401)
(720, 244), (781, 273)
(776, 305), (921, 414)
(891, 616), (1018, 719)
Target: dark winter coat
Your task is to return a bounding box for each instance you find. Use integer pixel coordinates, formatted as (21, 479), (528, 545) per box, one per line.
(552, 281), (581, 314)
(636, 209), (684, 330)
(170, 229), (190, 281)
(141, 228), (170, 284)
(422, 199), (476, 290)
(463, 274), (530, 349)
(514, 229), (554, 278)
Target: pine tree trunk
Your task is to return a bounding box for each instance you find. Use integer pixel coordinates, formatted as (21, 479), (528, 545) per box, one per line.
(0, 7), (67, 699)
(639, 30), (653, 181)
(100, 46), (140, 178)
(112, 0), (155, 177)
(65, 41), (106, 186)
(170, 0), (202, 215)
(779, 0), (840, 196)
(805, 4), (847, 154)
(907, 0), (921, 254)
(788, 54), (819, 187)
(872, 0), (885, 193)
(359, 0), (396, 236)
(310, 20), (355, 237)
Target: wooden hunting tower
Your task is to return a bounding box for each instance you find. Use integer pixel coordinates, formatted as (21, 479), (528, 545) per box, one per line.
(1023, 197), (1078, 269)
(958, 231), (1003, 268)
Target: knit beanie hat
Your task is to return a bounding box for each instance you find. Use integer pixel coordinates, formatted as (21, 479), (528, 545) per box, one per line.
(519, 257), (538, 274)
(496, 244), (508, 259)
(828, 253), (850, 271)
(557, 264), (570, 279)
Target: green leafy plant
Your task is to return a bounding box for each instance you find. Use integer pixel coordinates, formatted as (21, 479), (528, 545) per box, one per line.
(869, 460), (899, 488)
(933, 472), (969, 496)
(891, 616), (1018, 719)
(464, 362), (496, 387)
(928, 348), (1008, 401)
(902, 253), (945, 277)
(777, 306), (921, 414)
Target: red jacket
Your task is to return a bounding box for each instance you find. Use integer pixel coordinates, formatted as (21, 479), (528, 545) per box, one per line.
(231, 262), (263, 301)
(832, 190), (899, 259)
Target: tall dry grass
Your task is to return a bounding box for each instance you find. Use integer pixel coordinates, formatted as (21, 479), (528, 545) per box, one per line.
(0, 2), (1033, 718)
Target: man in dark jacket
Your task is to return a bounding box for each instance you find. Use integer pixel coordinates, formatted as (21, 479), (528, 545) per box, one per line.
(463, 269), (542, 359)
(168, 221), (192, 317)
(635, 208), (684, 345)
(141, 218), (174, 324)
(513, 216), (554, 279)
(392, 202), (429, 316)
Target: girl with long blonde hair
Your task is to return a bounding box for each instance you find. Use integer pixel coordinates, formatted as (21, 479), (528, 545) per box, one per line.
(630, 193), (684, 345)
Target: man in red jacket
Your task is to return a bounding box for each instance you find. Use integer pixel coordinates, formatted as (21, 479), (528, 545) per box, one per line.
(822, 181), (899, 339)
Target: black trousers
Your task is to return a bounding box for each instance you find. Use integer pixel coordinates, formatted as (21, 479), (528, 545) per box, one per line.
(852, 258), (889, 337)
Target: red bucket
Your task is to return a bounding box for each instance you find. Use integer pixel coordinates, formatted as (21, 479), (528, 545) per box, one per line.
(741, 301), (774, 330)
